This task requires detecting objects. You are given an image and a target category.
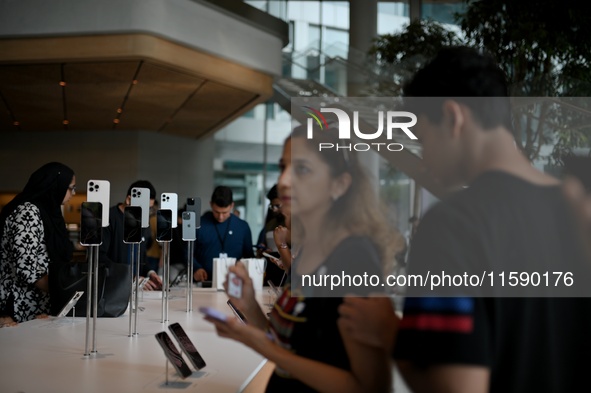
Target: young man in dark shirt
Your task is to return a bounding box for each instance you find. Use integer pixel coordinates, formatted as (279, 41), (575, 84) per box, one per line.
(192, 186), (254, 282)
(339, 47), (591, 393)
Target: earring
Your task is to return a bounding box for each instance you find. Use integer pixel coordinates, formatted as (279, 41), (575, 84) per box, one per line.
(332, 194), (340, 201)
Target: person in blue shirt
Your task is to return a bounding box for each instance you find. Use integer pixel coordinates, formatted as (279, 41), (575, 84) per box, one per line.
(192, 186), (254, 282)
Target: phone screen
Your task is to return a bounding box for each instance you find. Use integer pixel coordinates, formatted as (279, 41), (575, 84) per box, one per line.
(168, 322), (207, 370)
(154, 332), (192, 379)
(80, 201), (102, 246)
(123, 206), (143, 244)
(156, 209), (173, 242)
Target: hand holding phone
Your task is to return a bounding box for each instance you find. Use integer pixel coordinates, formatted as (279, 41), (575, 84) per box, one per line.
(198, 306), (228, 323)
(263, 252), (284, 269)
(227, 272), (243, 298)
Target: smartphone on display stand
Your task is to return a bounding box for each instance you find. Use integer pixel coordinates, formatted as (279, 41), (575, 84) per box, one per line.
(80, 201), (103, 246)
(161, 193), (178, 228)
(186, 197), (201, 228)
(227, 299), (247, 324)
(123, 206), (143, 244)
(130, 187), (150, 228)
(156, 209), (173, 242)
(86, 180), (110, 226)
(168, 322), (207, 370)
(154, 332), (192, 379)
(57, 291), (84, 317)
(182, 211), (196, 241)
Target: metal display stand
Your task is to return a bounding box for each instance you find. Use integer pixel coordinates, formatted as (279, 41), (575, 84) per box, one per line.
(128, 242), (141, 337)
(161, 241), (171, 323)
(84, 244), (100, 356)
(186, 240), (194, 312)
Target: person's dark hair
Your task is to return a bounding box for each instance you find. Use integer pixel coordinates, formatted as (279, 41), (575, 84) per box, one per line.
(211, 186), (233, 207)
(0, 162), (75, 265)
(266, 185), (278, 201)
(127, 180), (156, 199)
(403, 46), (513, 132)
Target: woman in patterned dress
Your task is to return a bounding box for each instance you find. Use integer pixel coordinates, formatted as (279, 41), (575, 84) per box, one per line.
(0, 162), (76, 326)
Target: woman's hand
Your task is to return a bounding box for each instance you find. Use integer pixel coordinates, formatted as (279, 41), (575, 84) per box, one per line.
(224, 262), (257, 312)
(204, 314), (271, 353)
(222, 261), (269, 329)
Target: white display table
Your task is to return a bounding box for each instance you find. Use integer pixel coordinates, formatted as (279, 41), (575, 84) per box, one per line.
(0, 287), (274, 393)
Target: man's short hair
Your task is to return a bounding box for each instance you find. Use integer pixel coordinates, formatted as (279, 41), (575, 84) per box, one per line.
(403, 46), (513, 132)
(127, 180), (156, 199)
(211, 186), (233, 207)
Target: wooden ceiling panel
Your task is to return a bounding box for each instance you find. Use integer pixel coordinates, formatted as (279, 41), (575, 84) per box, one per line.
(0, 35), (275, 137)
(121, 62), (205, 130)
(0, 65), (63, 130)
(165, 81), (257, 136)
(65, 61), (140, 130)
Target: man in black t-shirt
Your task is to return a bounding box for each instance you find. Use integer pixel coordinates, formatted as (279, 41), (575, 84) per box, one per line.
(339, 47), (591, 393)
(396, 47), (591, 393)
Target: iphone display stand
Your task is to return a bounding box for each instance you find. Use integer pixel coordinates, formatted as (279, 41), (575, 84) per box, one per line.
(161, 241), (171, 323)
(182, 199), (199, 313)
(128, 242), (141, 337)
(84, 245), (100, 356)
(186, 240), (195, 312)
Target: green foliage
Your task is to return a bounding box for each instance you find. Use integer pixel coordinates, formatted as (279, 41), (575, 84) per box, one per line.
(459, 0), (591, 163)
(368, 1), (591, 163)
(367, 19), (461, 96)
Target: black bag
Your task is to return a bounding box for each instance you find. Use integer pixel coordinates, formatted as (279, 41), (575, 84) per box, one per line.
(50, 261), (131, 318)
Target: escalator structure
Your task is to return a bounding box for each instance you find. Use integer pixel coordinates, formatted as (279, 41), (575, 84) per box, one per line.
(272, 47), (448, 199)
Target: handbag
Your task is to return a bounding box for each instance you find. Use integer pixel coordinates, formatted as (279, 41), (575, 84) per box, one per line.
(49, 261), (131, 318)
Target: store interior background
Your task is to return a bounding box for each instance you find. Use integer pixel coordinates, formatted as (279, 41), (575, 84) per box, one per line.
(0, 0), (465, 243)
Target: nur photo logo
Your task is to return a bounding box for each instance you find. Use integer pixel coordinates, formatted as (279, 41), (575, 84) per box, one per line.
(302, 104), (418, 152)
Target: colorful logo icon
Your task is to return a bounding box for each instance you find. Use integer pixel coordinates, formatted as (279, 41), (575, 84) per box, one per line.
(303, 106), (329, 129)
